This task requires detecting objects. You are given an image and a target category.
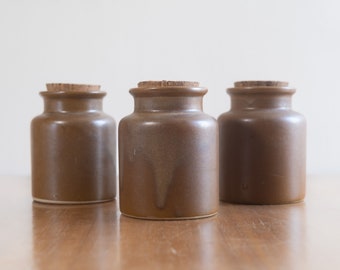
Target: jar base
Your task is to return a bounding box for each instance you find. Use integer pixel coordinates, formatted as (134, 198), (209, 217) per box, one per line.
(33, 197), (114, 205)
(219, 198), (305, 205)
(120, 212), (217, 221)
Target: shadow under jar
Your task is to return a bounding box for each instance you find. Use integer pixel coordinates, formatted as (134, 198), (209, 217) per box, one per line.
(119, 81), (219, 220)
(31, 83), (116, 204)
(218, 81), (306, 204)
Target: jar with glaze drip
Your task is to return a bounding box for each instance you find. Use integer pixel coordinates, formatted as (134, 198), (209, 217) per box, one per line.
(218, 81), (306, 204)
(119, 81), (219, 219)
(31, 83), (116, 204)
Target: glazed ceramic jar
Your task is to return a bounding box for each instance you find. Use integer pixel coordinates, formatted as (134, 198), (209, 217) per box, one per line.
(31, 83), (116, 204)
(218, 81), (306, 204)
(119, 81), (219, 219)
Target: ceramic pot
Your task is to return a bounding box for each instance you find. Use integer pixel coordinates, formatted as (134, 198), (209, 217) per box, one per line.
(218, 81), (306, 204)
(31, 83), (116, 204)
(119, 81), (219, 219)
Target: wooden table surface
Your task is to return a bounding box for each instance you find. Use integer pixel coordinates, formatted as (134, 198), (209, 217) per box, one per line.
(1, 175), (340, 270)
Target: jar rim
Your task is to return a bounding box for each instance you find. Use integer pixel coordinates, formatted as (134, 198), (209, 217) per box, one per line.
(130, 80), (207, 97)
(228, 81), (295, 95)
(40, 91), (106, 98)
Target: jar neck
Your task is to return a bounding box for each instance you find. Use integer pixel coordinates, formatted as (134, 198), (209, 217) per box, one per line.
(133, 96), (204, 112)
(227, 81), (295, 110)
(41, 92), (105, 113)
(230, 93), (293, 110)
(130, 81), (207, 113)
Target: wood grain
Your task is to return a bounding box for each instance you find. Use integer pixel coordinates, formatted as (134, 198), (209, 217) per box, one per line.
(0, 175), (339, 269)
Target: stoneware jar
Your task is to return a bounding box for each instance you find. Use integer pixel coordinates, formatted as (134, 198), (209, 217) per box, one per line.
(218, 81), (306, 204)
(119, 80), (219, 219)
(31, 83), (116, 204)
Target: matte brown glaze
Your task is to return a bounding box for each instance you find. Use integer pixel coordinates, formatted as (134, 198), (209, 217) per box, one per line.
(119, 80), (219, 219)
(218, 81), (306, 204)
(31, 83), (116, 204)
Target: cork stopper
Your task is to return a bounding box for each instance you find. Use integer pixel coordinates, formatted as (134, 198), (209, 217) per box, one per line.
(137, 80), (200, 88)
(46, 83), (101, 92)
(234, 81), (289, 87)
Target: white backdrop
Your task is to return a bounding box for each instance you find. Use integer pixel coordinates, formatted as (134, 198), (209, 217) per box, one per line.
(0, 0), (339, 175)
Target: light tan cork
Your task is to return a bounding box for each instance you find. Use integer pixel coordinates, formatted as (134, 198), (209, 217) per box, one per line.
(137, 81), (200, 88)
(234, 81), (289, 87)
(46, 83), (101, 92)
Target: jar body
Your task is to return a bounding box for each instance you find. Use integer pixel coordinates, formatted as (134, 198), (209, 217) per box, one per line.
(119, 81), (219, 219)
(31, 84), (116, 204)
(218, 81), (306, 204)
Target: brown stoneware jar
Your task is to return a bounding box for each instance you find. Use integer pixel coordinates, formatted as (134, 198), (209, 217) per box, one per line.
(218, 81), (306, 204)
(31, 83), (116, 204)
(119, 80), (219, 219)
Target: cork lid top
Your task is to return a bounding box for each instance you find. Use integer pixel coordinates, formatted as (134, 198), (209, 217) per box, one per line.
(234, 81), (289, 87)
(46, 83), (101, 92)
(137, 80), (200, 88)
